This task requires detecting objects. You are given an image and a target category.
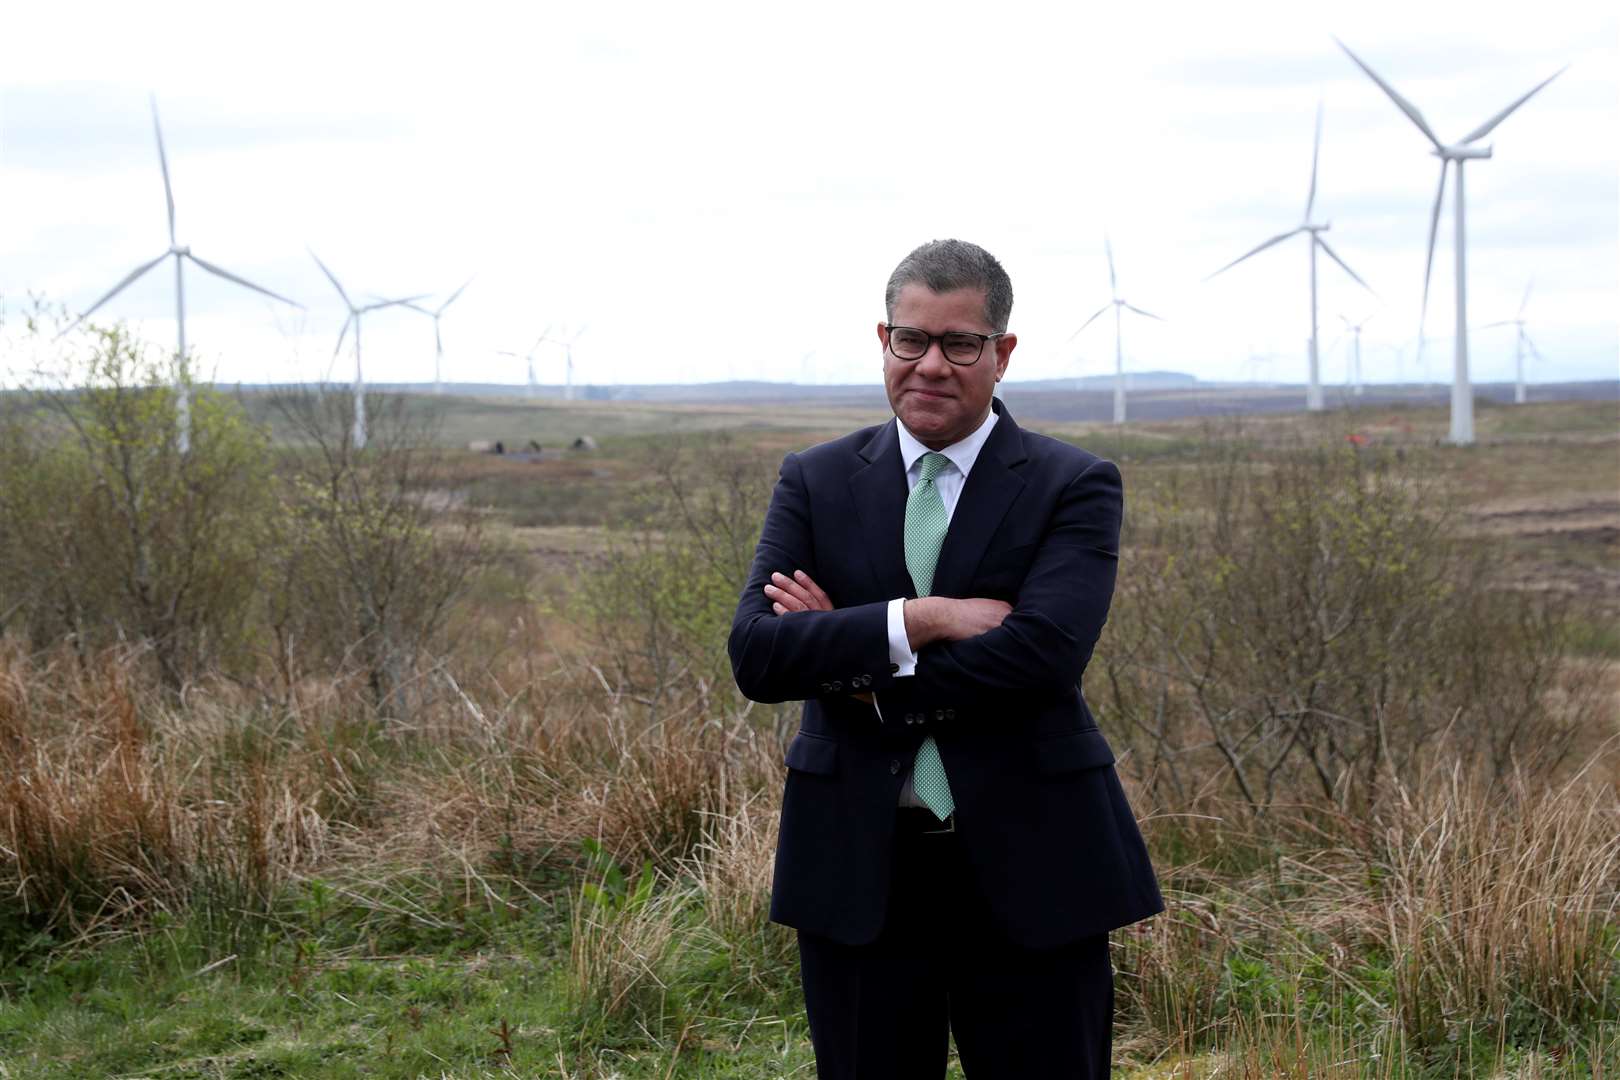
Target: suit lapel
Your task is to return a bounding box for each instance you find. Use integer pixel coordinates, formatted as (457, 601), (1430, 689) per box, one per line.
(848, 419), (915, 601)
(932, 402), (1028, 599)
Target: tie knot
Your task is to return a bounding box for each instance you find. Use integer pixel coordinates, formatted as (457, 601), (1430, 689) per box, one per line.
(918, 452), (950, 483)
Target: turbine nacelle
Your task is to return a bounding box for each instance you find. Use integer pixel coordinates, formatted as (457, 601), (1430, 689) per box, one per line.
(170, 245), (191, 257)
(1439, 145), (1494, 161)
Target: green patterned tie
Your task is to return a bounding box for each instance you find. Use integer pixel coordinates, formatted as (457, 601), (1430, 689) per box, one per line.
(904, 452), (955, 821)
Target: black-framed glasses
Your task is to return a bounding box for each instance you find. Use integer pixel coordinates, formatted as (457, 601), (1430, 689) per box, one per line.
(884, 325), (1005, 366)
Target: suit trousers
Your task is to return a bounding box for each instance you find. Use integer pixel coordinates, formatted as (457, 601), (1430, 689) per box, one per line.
(797, 810), (1114, 1079)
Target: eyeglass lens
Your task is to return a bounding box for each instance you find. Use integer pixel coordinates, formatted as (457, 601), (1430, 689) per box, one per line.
(889, 328), (984, 364)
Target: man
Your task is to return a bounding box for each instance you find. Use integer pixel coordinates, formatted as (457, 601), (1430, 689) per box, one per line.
(729, 239), (1161, 1078)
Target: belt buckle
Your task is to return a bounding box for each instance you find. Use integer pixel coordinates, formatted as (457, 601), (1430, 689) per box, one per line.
(920, 813), (955, 834)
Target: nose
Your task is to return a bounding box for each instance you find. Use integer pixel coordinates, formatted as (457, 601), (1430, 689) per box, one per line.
(914, 340), (952, 378)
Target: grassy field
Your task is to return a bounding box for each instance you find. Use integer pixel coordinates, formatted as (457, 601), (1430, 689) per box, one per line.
(1, 387), (1616, 1078)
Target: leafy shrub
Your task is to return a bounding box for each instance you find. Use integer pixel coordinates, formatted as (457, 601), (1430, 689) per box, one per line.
(1098, 433), (1599, 813)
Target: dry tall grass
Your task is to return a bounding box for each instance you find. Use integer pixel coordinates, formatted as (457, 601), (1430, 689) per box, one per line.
(0, 645), (328, 933)
(1114, 743), (1620, 1061)
(1371, 757), (1620, 1045)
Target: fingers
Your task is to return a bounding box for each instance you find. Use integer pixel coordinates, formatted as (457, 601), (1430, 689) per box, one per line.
(764, 571), (833, 613)
(795, 570), (833, 610)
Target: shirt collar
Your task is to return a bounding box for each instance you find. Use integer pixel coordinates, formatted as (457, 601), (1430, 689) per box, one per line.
(896, 407), (999, 480)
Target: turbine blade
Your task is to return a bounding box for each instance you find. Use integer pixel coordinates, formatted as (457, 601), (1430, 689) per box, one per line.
(1519, 279), (1534, 318)
(434, 323), (443, 356)
(1067, 304), (1113, 341)
(333, 314), (352, 359)
(308, 249), (352, 310)
(1333, 37), (1445, 151)
(150, 95), (176, 245)
(1315, 236), (1374, 294)
(185, 253), (303, 308)
(400, 300), (434, 316)
(1104, 234), (1117, 297)
(1420, 161), (1448, 336)
(1478, 320), (1516, 329)
(359, 294), (430, 313)
(1204, 227), (1304, 281)
(438, 275), (475, 313)
(53, 251), (170, 339)
(1305, 100), (1322, 220)
(1524, 334), (1545, 363)
(1459, 66), (1568, 144)
(1122, 302), (1165, 322)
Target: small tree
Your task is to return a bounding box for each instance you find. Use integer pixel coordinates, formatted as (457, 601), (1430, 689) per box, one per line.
(262, 386), (483, 715)
(0, 326), (270, 688)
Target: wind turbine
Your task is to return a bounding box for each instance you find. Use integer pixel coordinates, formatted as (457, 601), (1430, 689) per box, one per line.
(56, 96), (303, 453)
(1068, 236), (1164, 424)
(309, 251), (424, 450)
(498, 327), (554, 398)
(1336, 39), (1565, 444)
(1479, 281), (1543, 405)
(404, 278), (474, 395)
(554, 324), (589, 401)
(1338, 311), (1375, 396)
(1206, 103), (1374, 412)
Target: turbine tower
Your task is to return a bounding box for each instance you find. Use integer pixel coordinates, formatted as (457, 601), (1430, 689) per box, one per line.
(1338, 312), (1375, 396)
(1336, 38), (1565, 444)
(56, 96), (303, 453)
(1479, 281), (1542, 405)
(404, 277), (474, 395)
(554, 324), (589, 401)
(1068, 236), (1164, 424)
(498, 327), (554, 398)
(1206, 103), (1373, 412)
(309, 251), (423, 450)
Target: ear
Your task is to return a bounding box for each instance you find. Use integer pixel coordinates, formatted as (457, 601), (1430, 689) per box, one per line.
(993, 333), (1016, 381)
(876, 321), (890, 347)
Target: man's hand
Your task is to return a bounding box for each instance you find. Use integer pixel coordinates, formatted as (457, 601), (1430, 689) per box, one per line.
(904, 597), (1013, 649)
(763, 571), (875, 703)
(764, 570), (833, 615)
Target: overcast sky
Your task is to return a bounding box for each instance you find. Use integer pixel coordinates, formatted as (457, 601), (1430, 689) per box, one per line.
(3, 0), (1615, 391)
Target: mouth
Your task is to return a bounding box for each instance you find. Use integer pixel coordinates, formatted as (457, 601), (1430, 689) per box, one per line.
(905, 387), (955, 400)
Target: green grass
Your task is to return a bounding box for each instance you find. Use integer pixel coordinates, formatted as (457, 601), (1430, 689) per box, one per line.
(0, 876), (817, 1079)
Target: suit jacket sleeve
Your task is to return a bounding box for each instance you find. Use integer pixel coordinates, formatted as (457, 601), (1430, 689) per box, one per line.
(883, 457), (1121, 711)
(728, 452), (893, 704)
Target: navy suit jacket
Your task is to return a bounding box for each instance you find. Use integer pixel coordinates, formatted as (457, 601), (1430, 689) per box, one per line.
(728, 401), (1162, 948)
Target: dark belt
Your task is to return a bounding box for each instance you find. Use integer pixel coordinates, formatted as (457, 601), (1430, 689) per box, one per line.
(896, 807), (956, 835)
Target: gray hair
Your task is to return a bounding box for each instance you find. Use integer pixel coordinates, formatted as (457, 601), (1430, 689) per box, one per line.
(884, 239), (1014, 332)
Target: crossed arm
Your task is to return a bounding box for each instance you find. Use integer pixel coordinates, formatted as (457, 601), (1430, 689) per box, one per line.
(764, 571), (1011, 650)
(729, 452), (1122, 710)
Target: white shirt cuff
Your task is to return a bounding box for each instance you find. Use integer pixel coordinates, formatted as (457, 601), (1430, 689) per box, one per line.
(887, 597), (918, 677)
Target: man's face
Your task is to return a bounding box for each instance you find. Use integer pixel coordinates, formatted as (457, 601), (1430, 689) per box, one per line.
(880, 284), (1015, 450)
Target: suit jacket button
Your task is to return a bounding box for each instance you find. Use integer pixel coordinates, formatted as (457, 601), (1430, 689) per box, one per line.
(830, 681), (842, 692)
(889, 759), (902, 774)
(946, 708), (956, 720)
(935, 709), (945, 721)
(889, 664), (899, 674)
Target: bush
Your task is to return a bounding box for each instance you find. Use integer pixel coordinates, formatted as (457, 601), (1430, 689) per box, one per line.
(259, 386), (486, 715)
(1098, 432), (1599, 814)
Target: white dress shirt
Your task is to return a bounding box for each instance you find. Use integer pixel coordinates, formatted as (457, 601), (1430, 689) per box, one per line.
(884, 408), (1000, 675)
